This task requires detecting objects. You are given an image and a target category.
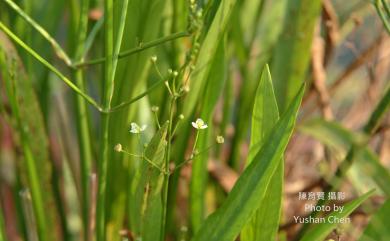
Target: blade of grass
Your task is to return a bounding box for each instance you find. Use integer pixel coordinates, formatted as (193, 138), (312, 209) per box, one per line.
(191, 84), (305, 241)
(241, 65), (282, 241)
(300, 189), (375, 241)
(2, 0), (72, 65)
(0, 21), (102, 111)
(359, 198), (390, 241)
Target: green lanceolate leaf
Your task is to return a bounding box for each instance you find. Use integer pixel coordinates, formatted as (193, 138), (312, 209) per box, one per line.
(191, 84), (305, 241)
(300, 190), (375, 241)
(190, 39), (226, 232)
(271, 0), (321, 112)
(130, 123), (168, 241)
(300, 119), (390, 196)
(241, 65), (282, 241)
(359, 199), (390, 241)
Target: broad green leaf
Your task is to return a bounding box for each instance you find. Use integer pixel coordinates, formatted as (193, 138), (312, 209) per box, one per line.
(300, 119), (390, 196)
(229, 0), (287, 168)
(191, 84), (305, 241)
(271, 0), (322, 112)
(359, 199), (390, 241)
(129, 123), (168, 241)
(190, 39), (226, 232)
(301, 190), (375, 241)
(241, 65), (282, 241)
(0, 30), (56, 241)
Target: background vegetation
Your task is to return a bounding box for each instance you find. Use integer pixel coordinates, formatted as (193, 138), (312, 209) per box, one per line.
(0, 0), (390, 240)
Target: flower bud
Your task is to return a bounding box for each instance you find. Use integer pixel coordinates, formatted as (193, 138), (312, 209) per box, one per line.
(114, 143), (122, 152)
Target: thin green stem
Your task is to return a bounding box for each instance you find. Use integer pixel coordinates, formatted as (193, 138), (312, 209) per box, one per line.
(0, 21), (102, 111)
(2, 0), (72, 65)
(82, 16), (104, 60)
(108, 79), (165, 112)
(96, 0), (114, 240)
(73, 31), (190, 67)
(72, 0), (92, 238)
(161, 97), (176, 241)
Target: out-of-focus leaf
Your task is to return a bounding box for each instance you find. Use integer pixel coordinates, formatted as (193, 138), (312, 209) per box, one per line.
(0, 30), (56, 241)
(271, 0), (321, 112)
(191, 84), (305, 241)
(300, 119), (390, 196)
(359, 199), (390, 241)
(190, 39), (226, 232)
(300, 190), (375, 241)
(129, 123), (168, 241)
(241, 65), (282, 241)
(183, 0), (237, 118)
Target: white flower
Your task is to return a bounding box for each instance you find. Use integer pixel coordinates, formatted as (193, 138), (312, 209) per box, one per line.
(129, 122), (147, 134)
(151, 55), (157, 62)
(192, 118), (208, 130)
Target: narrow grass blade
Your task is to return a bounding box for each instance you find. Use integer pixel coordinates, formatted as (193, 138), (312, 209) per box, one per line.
(190, 40), (226, 232)
(271, 0), (321, 112)
(241, 65), (282, 241)
(191, 84), (305, 241)
(130, 124), (168, 241)
(300, 190), (375, 241)
(359, 199), (390, 241)
(300, 119), (390, 196)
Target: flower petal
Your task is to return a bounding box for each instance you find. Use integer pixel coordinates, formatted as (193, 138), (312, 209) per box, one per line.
(192, 122), (198, 129)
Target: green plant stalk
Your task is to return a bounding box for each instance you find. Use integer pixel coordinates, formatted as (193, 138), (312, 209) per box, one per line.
(0, 204), (5, 241)
(296, 86), (390, 239)
(3, 64), (48, 241)
(0, 21), (102, 111)
(73, 31), (190, 67)
(2, 0), (72, 65)
(72, 0), (92, 238)
(96, 0), (114, 240)
(161, 97), (176, 241)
